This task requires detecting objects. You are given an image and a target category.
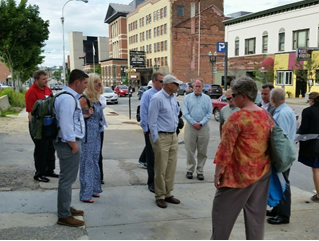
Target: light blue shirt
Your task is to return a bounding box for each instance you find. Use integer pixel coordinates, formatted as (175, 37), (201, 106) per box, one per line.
(54, 86), (85, 142)
(140, 87), (159, 132)
(273, 103), (296, 141)
(148, 89), (179, 142)
(182, 92), (212, 125)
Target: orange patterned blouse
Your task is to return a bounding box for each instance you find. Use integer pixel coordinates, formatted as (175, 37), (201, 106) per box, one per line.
(214, 109), (273, 188)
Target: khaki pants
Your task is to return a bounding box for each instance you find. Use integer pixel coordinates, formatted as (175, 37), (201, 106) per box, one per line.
(184, 122), (210, 174)
(150, 132), (178, 200)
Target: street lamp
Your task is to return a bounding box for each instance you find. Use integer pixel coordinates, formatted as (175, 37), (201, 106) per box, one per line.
(61, 0), (88, 86)
(208, 51), (217, 85)
(153, 62), (159, 72)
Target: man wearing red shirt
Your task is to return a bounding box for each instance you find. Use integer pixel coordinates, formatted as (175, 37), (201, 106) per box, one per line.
(25, 70), (58, 182)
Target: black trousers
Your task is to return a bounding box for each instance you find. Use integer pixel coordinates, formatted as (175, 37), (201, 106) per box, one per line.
(29, 122), (56, 177)
(98, 131), (104, 181)
(143, 131), (154, 188)
(272, 168), (291, 219)
(139, 147), (146, 163)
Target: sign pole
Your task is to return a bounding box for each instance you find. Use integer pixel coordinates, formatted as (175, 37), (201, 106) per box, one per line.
(224, 42), (228, 91)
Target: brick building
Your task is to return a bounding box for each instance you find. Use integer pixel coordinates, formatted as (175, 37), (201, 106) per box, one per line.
(0, 62), (10, 84)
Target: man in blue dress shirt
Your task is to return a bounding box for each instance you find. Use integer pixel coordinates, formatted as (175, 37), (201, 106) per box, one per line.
(139, 73), (164, 193)
(148, 74), (183, 208)
(54, 69), (88, 227)
(267, 87), (296, 225)
(183, 78), (212, 181)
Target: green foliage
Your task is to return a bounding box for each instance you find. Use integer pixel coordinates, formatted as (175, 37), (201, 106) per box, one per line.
(253, 67), (275, 84)
(294, 57), (319, 92)
(53, 71), (62, 81)
(0, 107), (22, 117)
(0, 0), (50, 88)
(0, 88), (25, 108)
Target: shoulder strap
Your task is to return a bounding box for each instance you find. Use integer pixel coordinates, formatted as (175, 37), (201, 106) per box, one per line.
(55, 91), (78, 109)
(79, 94), (91, 108)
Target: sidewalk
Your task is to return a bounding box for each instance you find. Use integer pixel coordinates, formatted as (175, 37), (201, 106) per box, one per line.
(0, 106), (318, 239)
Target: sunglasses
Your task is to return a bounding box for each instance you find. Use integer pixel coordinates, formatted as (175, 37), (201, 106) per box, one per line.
(158, 80), (163, 83)
(96, 82), (102, 87)
(173, 82), (179, 86)
(226, 97), (232, 101)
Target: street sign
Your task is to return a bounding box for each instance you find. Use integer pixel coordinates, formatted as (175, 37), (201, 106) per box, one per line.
(217, 42), (226, 53)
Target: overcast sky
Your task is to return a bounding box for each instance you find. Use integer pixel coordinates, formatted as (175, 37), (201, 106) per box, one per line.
(21, 0), (300, 68)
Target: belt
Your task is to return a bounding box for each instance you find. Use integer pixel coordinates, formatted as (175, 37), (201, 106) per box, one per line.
(58, 137), (80, 142)
(158, 131), (175, 134)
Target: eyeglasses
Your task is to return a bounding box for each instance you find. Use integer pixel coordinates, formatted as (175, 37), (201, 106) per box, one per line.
(226, 97), (232, 101)
(158, 80), (163, 83)
(231, 93), (239, 98)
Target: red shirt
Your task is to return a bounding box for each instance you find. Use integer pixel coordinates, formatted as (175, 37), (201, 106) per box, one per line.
(25, 83), (52, 112)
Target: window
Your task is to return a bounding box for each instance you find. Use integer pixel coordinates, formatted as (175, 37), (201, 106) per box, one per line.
(157, 10), (160, 20)
(157, 42), (160, 52)
(140, 33), (142, 42)
(149, 29), (151, 39)
(146, 30), (149, 40)
(154, 28), (156, 37)
(165, 56), (168, 66)
(157, 26), (160, 36)
(278, 28), (285, 51)
(161, 41), (163, 51)
(245, 38), (255, 55)
(165, 40), (167, 51)
(160, 8), (163, 18)
(146, 15), (148, 25)
(149, 14), (151, 23)
(276, 71), (293, 85)
(164, 7), (167, 17)
(149, 44), (152, 53)
(164, 24), (167, 34)
(161, 25), (163, 35)
(154, 43), (156, 52)
(262, 31), (268, 53)
(146, 45), (149, 53)
(154, 12), (156, 21)
(293, 29), (309, 49)
(161, 57), (164, 66)
(235, 38), (239, 56)
(177, 5), (184, 16)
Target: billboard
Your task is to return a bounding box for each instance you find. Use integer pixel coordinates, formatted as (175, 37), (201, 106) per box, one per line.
(297, 48), (313, 61)
(130, 51), (145, 67)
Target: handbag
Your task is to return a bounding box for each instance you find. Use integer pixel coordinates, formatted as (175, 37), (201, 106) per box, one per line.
(295, 134), (319, 155)
(266, 112), (297, 173)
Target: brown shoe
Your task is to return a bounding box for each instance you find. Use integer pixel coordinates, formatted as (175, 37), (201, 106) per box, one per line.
(70, 207), (84, 216)
(165, 196), (180, 204)
(156, 199), (167, 208)
(57, 216), (85, 227)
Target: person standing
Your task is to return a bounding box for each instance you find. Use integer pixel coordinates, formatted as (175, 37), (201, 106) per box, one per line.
(25, 70), (58, 182)
(257, 83), (275, 115)
(219, 89), (240, 138)
(148, 74), (182, 208)
(297, 92), (319, 202)
(267, 87), (296, 225)
(54, 69), (88, 227)
(79, 73), (104, 203)
(139, 73), (164, 193)
(183, 78), (212, 181)
(212, 77), (273, 239)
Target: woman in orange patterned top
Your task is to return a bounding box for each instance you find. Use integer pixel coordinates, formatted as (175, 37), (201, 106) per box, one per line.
(211, 76), (273, 240)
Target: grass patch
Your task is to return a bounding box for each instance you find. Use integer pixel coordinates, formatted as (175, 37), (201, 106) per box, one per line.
(0, 88), (25, 108)
(0, 107), (22, 117)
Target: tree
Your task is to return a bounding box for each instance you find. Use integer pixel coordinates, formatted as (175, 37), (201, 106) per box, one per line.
(0, 0), (49, 89)
(294, 56), (319, 93)
(253, 66), (275, 85)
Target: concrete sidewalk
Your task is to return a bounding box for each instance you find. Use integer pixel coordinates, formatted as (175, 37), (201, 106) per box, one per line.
(1, 105), (318, 240)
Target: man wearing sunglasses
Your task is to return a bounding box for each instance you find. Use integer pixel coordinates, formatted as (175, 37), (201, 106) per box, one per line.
(219, 89), (240, 138)
(148, 74), (183, 208)
(139, 73), (164, 193)
(183, 78), (212, 181)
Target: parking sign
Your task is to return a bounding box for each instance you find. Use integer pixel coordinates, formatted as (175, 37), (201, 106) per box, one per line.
(217, 42), (226, 53)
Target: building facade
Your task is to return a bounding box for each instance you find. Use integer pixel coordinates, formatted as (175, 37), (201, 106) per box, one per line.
(223, 0), (319, 97)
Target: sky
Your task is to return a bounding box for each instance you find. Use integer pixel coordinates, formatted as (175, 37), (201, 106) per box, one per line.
(21, 0), (301, 68)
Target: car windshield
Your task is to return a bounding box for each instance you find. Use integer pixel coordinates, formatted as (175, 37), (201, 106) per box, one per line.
(104, 87), (113, 93)
(120, 86), (128, 89)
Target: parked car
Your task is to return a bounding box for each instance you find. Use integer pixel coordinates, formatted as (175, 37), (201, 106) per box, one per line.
(138, 86), (149, 100)
(114, 85), (132, 97)
(203, 84), (223, 99)
(211, 92), (261, 121)
(102, 87), (118, 104)
(55, 83), (64, 90)
(0, 83), (10, 90)
(176, 82), (193, 96)
(50, 84), (56, 90)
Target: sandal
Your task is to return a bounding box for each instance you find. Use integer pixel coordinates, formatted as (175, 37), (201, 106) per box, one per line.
(92, 194), (100, 198)
(81, 199), (94, 203)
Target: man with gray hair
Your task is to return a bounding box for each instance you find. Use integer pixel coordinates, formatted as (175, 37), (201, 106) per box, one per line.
(267, 87), (296, 225)
(148, 74), (182, 208)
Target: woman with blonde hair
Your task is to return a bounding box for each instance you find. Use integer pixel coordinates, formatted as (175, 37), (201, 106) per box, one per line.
(297, 92), (319, 202)
(79, 73), (104, 203)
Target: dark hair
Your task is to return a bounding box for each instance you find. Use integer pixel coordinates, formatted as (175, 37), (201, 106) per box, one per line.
(309, 92), (319, 104)
(152, 72), (164, 81)
(261, 83), (274, 90)
(231, 76), (257, 101)
(69, 69), (89, 84)
(33, 70), (47, 80)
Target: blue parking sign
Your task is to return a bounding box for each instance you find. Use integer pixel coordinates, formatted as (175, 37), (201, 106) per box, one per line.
(217, 42), (226, 53)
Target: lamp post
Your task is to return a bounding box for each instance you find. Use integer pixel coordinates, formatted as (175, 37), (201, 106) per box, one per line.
(61, 0), (88, 86)
(208, 51), (217, 85)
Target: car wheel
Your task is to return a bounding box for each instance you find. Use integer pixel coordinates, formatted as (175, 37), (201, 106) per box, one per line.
(213, 108), (220, 122)
(115, 101), (118, 104)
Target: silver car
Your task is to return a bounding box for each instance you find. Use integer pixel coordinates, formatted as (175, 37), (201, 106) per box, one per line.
(102, 87), (118, 104)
